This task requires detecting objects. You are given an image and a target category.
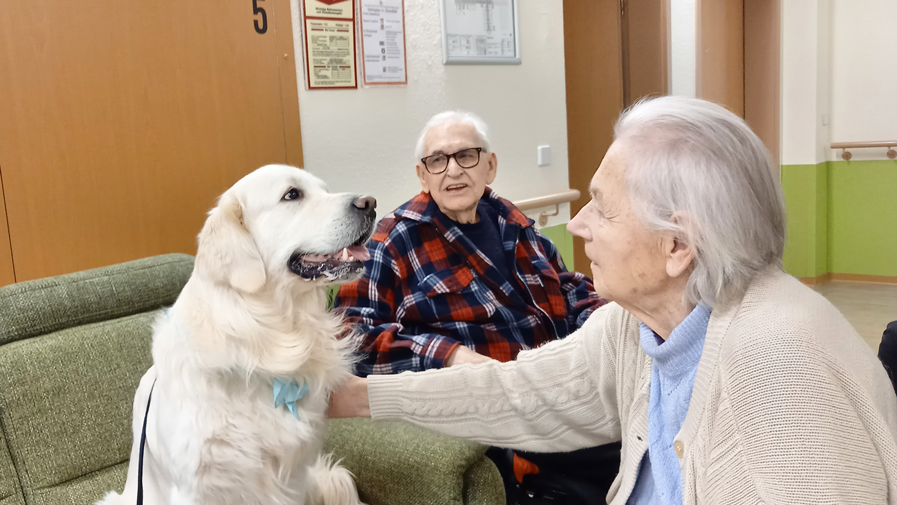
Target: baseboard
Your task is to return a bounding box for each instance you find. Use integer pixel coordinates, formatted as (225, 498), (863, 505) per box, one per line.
(800, 273), (897, 285)
(799, 273), (832, 286)
(829, 273), (897, 284)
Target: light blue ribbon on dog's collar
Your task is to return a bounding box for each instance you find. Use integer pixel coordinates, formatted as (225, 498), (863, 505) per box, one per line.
(273, 379), (309, 420)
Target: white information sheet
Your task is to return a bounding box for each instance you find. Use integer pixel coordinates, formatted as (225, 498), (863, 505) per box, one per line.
(304, 18), (357, 89)
(360, 0), (407, 85)
(441, 0), (519, 64)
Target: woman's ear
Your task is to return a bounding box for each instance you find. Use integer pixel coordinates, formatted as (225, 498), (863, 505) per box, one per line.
(196, 192), (267, 293)
(664, 212), (696, 278)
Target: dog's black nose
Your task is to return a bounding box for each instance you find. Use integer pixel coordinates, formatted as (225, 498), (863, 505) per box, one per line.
(354, 196), (377, 213)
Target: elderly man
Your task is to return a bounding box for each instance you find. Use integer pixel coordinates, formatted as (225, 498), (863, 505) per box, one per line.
(335, 111), (615, 503)
(331, 97), (897, 505)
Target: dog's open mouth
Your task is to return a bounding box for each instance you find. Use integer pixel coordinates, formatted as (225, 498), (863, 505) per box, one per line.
(289, 245), (371, 281)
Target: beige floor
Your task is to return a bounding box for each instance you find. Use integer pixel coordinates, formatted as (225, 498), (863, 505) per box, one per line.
(812, 281), (897, 349)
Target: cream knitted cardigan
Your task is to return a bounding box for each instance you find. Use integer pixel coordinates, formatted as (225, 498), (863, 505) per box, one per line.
(368, 269), (897, 504)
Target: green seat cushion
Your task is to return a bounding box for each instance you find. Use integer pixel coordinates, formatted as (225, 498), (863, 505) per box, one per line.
(325, 418), (504, 505)
(0, 254), (193, 346)
(28, 464), (126, 505)
(0, 313), (154, 504)
(0, 431), (23, 505)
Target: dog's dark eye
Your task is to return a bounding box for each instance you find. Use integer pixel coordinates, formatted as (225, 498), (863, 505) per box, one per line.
(282, 188), (303, 201)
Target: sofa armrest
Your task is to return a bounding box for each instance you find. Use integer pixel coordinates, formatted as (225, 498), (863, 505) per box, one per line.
(325, 418), (504, 505)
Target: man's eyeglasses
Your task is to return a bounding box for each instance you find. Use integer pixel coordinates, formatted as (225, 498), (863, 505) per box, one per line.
(420, 147), (484, 174)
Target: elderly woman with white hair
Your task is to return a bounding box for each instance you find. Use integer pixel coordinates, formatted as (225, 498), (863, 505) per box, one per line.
(331, 97), (897, 504)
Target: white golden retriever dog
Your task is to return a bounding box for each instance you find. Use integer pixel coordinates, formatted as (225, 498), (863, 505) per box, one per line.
(99, 165), (375, 505)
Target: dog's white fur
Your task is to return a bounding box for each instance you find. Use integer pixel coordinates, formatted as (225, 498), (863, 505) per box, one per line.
(98, 165), (371, 505)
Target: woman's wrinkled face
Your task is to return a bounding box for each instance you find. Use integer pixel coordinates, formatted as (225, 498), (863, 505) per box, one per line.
(567, 142), (668, 307)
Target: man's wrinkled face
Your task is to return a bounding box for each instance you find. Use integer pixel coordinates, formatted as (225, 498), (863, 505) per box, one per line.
(415, 122), (497, 222)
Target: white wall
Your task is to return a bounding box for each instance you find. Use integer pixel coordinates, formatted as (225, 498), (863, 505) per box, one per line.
(782, 0), (896, 164)
(781, 0), (831, 165)
(290, 0), (573, 226)
(670, 0), (696, 97)
(830, 0), (897, 160)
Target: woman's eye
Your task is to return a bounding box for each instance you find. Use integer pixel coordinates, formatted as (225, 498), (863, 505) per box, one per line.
(282, 188), (302, 201)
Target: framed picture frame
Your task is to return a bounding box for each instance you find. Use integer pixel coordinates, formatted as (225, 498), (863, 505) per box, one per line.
(440, 0), (521, 65)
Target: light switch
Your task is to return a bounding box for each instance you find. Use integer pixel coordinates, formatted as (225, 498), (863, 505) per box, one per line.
(537, 145), (552, 166)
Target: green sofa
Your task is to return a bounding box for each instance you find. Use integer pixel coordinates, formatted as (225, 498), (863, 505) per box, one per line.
(0, 254), (504, 505)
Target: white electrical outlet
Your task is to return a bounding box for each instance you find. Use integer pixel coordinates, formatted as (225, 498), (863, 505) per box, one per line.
(537, 145), (552, 166)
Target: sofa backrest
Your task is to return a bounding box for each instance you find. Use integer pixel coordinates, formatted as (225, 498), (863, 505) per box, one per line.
(0, 254), (193, 505)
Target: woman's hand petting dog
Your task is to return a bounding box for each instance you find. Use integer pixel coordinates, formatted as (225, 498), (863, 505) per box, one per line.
(329, 375), (370, 419)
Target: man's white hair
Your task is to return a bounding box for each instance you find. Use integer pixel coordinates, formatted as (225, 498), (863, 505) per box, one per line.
(414, 111), (492, 161)
(614, 96), (786, 308)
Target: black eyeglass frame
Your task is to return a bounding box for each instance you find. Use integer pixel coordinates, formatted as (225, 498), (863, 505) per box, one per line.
(420, 147), (485, 174)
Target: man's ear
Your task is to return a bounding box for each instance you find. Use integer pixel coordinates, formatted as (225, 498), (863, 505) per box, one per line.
(196, 192), (267, 293)
(416, 163), (430, 194)
(663, 212), (696, 279)
(485, 152), (498, 185)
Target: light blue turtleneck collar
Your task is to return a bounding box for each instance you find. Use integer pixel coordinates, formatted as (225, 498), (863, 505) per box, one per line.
(639, 303), (711, 380)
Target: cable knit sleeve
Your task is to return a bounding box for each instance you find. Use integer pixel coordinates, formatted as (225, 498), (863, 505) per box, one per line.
(367, 303), (631, 452)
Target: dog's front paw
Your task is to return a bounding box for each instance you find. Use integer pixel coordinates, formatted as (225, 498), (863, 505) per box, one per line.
(308, 453), (365, 505)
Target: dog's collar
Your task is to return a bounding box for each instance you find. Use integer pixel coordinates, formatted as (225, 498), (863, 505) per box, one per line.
(273, 379), (309, 420)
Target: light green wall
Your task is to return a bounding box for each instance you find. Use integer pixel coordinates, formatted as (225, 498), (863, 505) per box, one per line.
(782, 160), (897, 278)
(828, 160), (897, 276)
(782, 164), (829, 278)
(540, 223), (575, 270)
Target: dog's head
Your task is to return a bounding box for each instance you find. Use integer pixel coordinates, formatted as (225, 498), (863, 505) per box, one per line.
(195, 164), (376, 293)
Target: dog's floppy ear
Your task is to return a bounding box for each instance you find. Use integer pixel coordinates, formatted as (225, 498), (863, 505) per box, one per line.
(196, 192), (267, 293)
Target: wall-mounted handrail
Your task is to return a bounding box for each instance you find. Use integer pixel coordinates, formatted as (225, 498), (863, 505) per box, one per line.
(830, 141), (897, 160)
(513, 189), (581, 226)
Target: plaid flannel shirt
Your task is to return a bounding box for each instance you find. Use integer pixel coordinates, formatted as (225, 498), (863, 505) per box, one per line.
(335, 188), (606, 376)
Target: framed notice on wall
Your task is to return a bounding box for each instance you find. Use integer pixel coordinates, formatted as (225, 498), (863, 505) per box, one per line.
(440, 0), (520, 65)
(359, 0), (408, 85)
(302, 0), (358, 89)
(304, 0), (353, 19)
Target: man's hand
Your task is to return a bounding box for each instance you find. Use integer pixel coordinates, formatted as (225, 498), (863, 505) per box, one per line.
(328, 375), (370, 419)
(445, 345), (493, 367)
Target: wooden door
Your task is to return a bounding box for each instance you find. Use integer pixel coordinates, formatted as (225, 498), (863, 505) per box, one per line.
(745, 0), (781, 163)
(0, 0), (303, 284)
(698, 0), (745, 116)
(565, 0), (672, 275)
(623, 0), (670, 106)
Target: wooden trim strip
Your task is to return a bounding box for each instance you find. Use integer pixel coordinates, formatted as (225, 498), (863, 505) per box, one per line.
(513, 189), (581, 212)
(800, 273), (897, 286)
(830, 141), (897, 149)
(274, 0), (305, 168)
(0, 167), (14, 286)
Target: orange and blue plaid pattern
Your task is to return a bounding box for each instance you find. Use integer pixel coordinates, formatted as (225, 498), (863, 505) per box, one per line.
(335, 188), (606, 376)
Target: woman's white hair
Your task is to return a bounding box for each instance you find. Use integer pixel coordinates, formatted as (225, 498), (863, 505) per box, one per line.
(614, 96), (786, 308)
(414, 111), (492, 161)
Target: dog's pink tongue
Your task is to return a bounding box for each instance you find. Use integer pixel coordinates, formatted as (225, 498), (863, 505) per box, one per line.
(347, 245), (370, 261)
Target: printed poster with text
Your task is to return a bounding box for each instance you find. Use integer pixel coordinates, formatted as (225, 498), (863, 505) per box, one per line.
(304, 0), (353, 19)
(305, 18), (357, 89)
(360, 0), (407, 85)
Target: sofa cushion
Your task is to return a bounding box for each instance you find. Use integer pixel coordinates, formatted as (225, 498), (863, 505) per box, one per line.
(0, 254), (193, 346)
(0, 430), (23, 505)
(0, 254), (193, 505)
(325, 418), (504, 505)
(0, 314), (154, 504)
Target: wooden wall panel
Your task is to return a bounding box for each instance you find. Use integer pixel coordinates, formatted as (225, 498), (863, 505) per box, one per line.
(698, 0), (745, 117)
(0, 0), (303, 282)
(745, 0), (781, 163)
(623, 0), (670, 106)
(0, 173), (14, 286)
(563, 0), (626, 275)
